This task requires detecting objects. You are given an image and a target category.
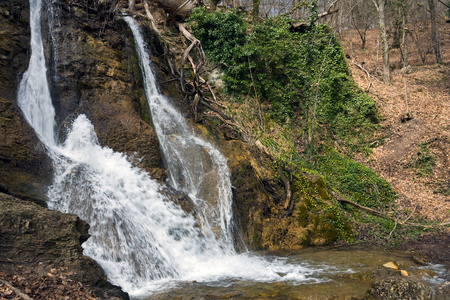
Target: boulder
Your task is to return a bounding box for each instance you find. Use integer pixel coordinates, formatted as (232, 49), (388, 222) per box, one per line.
(366, 278), (433, 300)
(0, 192), (128, 299)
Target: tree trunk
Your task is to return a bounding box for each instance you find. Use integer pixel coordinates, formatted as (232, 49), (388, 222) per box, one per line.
(395, 0), (408, 68)
(428, 0), (443, 64)
(372, 0), (390, 84)
(128, 0), (135, 11)
(400, 14), (408, 68)
(252, 0), (261, 22)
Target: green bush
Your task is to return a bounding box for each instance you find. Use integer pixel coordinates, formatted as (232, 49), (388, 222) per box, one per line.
(189, 8), (246, 66)
(189, 10), (379, 144)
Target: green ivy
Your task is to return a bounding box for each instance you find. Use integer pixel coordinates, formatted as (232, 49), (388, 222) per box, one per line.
(313, 149), (396, 209)
(189, 10), (379, 148)
(189, 8), (246, 66)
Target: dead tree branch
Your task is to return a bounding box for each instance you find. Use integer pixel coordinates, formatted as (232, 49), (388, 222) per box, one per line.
(0, 279), (33, 300)
(352, 62), (373, 92)
(334, 192), (450, 228)
(278, 164), (292, 210)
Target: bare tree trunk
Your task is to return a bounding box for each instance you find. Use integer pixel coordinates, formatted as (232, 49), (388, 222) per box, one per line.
(400, 13), (408, 68)
(428, 0), (443, 64)
(372, 0), (390, 84)
(252, 0), (261, 22)
(129, 0), (135, 11)
(395, 0), (408, 68)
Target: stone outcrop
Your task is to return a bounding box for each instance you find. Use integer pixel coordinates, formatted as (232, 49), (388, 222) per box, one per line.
(0, 192), (128, 299)
(212, 131), (344, 250)
(366, 278), (433, 300)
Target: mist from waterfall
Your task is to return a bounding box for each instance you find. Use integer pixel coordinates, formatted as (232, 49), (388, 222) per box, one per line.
(17, 0), (328, 296)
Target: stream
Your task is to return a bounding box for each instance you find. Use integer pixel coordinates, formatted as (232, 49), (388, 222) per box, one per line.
(143, 245), (449, 299)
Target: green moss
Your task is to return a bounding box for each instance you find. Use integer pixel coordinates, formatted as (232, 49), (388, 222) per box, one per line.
(409, 142), (436, 177)
(296, 204), (309, 227)
(252, 222), (264, 250)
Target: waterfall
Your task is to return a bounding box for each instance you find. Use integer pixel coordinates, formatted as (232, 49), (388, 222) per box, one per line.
(18, 1), (324, 297)
(124, 16), (235, 248)
(18, 0), (56, 147)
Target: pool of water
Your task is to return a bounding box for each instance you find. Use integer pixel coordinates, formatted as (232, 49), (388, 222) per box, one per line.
(138, 245), (449, 299)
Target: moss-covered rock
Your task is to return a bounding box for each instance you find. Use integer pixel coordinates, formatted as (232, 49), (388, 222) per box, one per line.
(205, 129), (347, 250)
(366, 278), (433, 300)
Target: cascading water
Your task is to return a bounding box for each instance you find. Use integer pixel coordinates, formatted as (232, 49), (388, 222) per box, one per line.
(124, 16), (235, 248)
(18, 1), (333, 297)
(18, 0), (56, 147)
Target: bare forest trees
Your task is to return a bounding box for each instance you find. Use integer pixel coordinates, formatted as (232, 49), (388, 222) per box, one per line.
(183, 0), (447, 73)
(350, 0), (376, 49)
(393, 0), (408, 68)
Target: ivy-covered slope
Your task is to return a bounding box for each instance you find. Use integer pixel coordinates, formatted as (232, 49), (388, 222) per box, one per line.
(187, 8), (427, 245)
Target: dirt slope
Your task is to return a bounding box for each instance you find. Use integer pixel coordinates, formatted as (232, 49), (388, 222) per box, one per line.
(339, 25), (450, 223)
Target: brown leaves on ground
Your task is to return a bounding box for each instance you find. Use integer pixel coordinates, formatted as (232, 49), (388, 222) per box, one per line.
(0, 266), (100, 300)
(339, 23), (450, 223)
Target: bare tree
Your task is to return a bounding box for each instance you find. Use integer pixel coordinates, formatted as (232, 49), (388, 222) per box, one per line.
(393, 0), (409, 67)
(428, 0), (443, 63)
(371, 0), (390, 84)
(350, 0), (376, 49)
(252, 0), (261, 21)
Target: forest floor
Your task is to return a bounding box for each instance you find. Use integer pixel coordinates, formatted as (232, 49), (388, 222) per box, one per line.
(339, 25), (450, 261)
(339, 25), (450, 224)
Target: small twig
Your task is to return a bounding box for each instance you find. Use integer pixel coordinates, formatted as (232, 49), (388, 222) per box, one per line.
(199, 98), (234, 121)
(399, 204), (417, 225)
(335, 192), (450, 228)
(403, 75), (410, 116)
(0, 279), (33, 300)
(388, 218), (398, 239)
(158, 78), (180, 84)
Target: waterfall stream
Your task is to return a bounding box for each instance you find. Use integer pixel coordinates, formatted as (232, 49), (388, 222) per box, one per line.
(17, 0), (330, 297)
(124, 16), (235, 249)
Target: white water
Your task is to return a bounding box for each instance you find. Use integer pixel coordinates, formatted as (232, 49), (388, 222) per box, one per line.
(124, 16), (235, 247)
(18, 0), (56, 146)
(17, 1), (329, 297)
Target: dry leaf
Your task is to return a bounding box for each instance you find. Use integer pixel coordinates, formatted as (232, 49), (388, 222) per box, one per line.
(400, 270), (409, 276)
(383, 262), (399, 270)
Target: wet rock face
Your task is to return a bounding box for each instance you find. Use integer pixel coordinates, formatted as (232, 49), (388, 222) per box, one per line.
(216, 137), (341, 250)
(0, 192), (128, 299)
(42, 1), (163, 176)
(0, 0), (53, 202)
(366, 278), (433, 300)
(0, 97), (52, 203)
(0, 0), (30, 100)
